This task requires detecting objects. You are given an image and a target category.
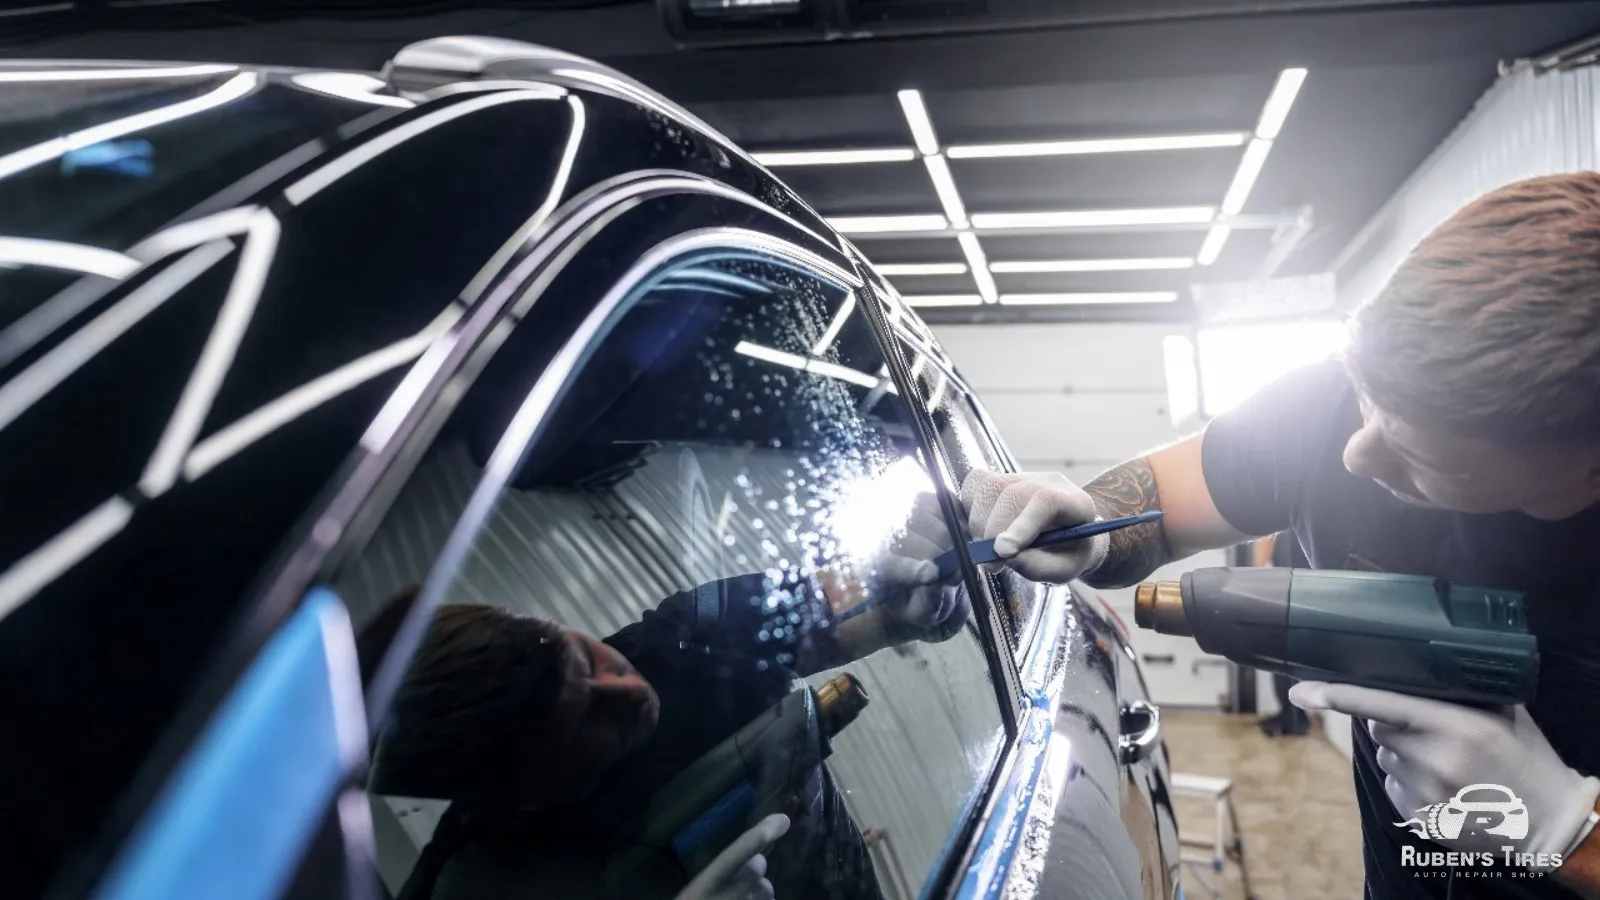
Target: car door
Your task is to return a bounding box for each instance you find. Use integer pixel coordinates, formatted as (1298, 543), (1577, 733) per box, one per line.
(871, 278), (1175, 900)
(317, 189), (1017, 900)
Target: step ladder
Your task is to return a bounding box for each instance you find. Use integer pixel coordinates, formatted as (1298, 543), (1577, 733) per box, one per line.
(1171, 772), (1254, 900)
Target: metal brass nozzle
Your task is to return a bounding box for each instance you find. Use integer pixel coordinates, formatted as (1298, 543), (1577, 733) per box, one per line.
(816, 673), (869, 738)
(1134, 581), (1191, 636)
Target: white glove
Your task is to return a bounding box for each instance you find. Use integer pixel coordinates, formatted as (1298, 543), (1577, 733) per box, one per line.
(1290, 682), (1600, 862)
(959, 470), (1105, 584)
(674, 814), (791, 900)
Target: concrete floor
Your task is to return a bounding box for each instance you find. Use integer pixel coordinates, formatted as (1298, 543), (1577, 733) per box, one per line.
(1163, 712), (1364, 900)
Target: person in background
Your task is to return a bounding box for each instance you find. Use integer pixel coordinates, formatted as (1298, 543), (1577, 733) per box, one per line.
(960, 172), (1600, 899)
(1253, 532), (1312, 738)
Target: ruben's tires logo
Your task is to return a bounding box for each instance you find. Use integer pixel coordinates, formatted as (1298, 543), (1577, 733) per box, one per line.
(1396, 784), (1529, 842)
(1394, 784), (1561, 876)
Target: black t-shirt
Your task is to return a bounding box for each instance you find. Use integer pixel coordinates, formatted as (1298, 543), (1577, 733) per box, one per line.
(1203, 359), (1600, 900)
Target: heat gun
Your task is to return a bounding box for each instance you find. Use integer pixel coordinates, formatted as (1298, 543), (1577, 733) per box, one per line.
(606, 673), (870, 890)
(1134, 568), (1538, 705)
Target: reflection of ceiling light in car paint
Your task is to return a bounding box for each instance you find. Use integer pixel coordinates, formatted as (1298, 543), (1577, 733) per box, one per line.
(947, 133), (1247, 159)
(902, 295), (983, 307)
(0, 64), (236, 83)
(0, 73), (258, 181)
(998, 292), (1179, 305)
(1196, 225), (1231, 266)
(0, 237), (139, 278)
(734, 341), (883, 390)
(874, 263), (968, 276)
(1255, 68), (1308, 141)
(829, 454), (936, 562)
(811, 293), (857, 356)
(291, 72), (415, 108)
(828, 215), (949, 235)
(752, 148), (916, 166)
(970, 207), (1215, 230)
(897, 89), (941, 155)
(990, 257), (1193, 273)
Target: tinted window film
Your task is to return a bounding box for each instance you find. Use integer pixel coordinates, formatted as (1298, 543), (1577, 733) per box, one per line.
(346, 250), (1005, 900)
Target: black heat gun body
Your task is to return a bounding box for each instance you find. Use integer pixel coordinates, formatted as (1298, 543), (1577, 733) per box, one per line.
(1135, 568), (1538, 706)
(605, 673), (868, 891)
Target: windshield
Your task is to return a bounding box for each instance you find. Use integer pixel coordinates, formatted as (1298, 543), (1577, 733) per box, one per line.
(0, 65), (399, 332)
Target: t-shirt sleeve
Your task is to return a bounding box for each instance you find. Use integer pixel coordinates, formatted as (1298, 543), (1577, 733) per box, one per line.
(1200, 358), (1352, 538)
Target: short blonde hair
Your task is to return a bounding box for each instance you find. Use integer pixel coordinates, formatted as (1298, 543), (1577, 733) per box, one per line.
(1345, 172), (1600, 444)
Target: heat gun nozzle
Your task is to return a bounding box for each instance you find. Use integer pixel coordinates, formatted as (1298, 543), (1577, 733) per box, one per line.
(1133, 580), (1191, 636)
(816, 673), (869, 738)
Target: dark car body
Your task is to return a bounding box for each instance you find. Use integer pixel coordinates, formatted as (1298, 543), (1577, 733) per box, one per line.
(0, 38), (1178, 900)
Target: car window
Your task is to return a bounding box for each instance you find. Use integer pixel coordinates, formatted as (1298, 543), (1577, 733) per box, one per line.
(894, 334), (1047, 653)
(335, 246), (1007, 900)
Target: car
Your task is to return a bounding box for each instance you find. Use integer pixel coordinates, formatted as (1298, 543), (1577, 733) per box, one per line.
(0, 37), (1179, 900)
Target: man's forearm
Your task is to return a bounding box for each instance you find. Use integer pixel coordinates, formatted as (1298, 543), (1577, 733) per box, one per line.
(1079, 457), (1176, 589)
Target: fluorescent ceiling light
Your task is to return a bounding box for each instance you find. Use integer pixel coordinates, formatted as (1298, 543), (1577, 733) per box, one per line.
(990, 257), (1193, 273)
(1221, 137), (1273, 216)
(903, 295), (983, 307)
(1197, 225), (1231, 266)
(874, 262), (968, 276)
(290, 72), (414, 108)
(971, 207), (1215, 230)
(0, 64), (236, 83)
(922, 155), (967, 227)
(828, 214), (949, 235)
(1256, 68), (1308, 140)
(897, 89), (940, 156)
(0, 237), (138, 278)
(957, 232), (997, 303)
(753, 148), (916, 166)
(998, 292), (1179, 306)
(0, 72), (257, 181)
(947, 133), (1247, 159)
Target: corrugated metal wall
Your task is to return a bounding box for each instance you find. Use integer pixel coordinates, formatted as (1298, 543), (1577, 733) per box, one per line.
(1335, 64), (1600, 311)
(351, 439), (1004, 899)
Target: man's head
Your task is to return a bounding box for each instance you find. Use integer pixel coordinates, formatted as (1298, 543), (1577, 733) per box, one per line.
(1342, 172), (1600, 520)
(370, 602), (660, 808)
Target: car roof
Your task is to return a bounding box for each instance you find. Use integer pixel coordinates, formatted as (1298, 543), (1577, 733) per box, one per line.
(0, 43), (860, 898)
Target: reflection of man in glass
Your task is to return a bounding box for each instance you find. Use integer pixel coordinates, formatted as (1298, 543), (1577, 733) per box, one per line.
(369, 491), (966, 900)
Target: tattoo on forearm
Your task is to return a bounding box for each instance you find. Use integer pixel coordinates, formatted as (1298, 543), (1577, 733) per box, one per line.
(1080, 458), (1173, 589)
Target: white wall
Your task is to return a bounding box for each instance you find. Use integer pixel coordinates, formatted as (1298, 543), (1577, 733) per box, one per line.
(933, 322), (1233, 709)
(931, 322), (1185, 482)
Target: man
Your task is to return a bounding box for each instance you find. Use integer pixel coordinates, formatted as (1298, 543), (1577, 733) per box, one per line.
(961, 172), (1600, 899)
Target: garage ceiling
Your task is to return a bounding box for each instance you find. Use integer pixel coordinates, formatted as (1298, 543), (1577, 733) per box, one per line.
(7, 0), (1600, 323)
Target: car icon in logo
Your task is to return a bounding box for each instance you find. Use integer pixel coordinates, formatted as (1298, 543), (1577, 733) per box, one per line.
(1397, 784), (1529, 841)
